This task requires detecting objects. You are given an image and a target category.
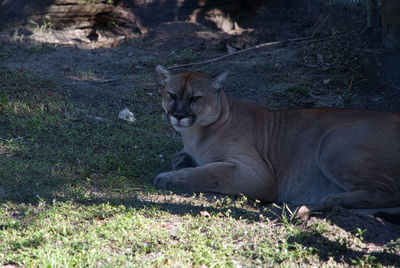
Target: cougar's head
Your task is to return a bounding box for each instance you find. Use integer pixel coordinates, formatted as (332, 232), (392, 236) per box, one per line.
(156, 65), (228, 132)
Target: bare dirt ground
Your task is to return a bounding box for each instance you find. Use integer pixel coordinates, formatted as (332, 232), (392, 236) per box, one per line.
(1, 3), (399, 264)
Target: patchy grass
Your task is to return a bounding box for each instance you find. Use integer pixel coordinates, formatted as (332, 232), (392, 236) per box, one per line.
(0, 200), (313, 267)
(0, 66), (178, 202)
(0, 65), (399, 267)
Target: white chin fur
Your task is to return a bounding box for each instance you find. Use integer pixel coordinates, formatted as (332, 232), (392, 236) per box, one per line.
(169, 115), (192, 132)
(169, 116), (179, 126)
(179, 118), (191, 127)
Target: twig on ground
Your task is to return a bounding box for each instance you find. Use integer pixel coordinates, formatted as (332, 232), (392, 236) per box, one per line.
(87, 115), (107, 122)
(94, 79), (118, 84)
(346, 76), (354, 98)
(168, 35), (336, 69)
(71, 115), (107, 122)
(312, 15), (331, 38)
(0, 152), (17, 158)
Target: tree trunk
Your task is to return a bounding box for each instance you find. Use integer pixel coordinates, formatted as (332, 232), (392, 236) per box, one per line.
(381, 0), (400, 49)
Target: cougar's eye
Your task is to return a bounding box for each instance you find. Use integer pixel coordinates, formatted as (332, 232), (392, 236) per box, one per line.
(189, 96), (202, 103)
(168, 92), (177, 100)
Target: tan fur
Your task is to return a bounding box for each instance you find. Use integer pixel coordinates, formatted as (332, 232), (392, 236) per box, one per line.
(154, 65), (400, 215)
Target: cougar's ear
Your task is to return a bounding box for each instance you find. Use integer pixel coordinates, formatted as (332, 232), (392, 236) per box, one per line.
(156, 65), (171, 85)
(211, 70), (229, 90)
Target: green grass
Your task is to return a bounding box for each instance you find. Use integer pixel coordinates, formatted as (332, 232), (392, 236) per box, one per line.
(0, 201), (311, 267)
(0, 67), (178, 203)
(0, 66), (399, 267)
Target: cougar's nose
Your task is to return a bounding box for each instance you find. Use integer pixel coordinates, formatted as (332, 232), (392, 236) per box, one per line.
(172, 112), (186, 120)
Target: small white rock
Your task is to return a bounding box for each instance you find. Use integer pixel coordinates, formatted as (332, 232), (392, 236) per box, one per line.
(118, 108), (136, 123)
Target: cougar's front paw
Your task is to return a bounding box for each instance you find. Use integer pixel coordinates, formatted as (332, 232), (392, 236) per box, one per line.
(154, 172), (172, 189)
(154, 171), (187, 191)
(172, 151), (197, 170)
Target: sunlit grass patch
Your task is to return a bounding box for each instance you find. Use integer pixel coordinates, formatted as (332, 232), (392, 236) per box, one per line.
(0, 137), (26, 156)
(0, 200), (317, 267)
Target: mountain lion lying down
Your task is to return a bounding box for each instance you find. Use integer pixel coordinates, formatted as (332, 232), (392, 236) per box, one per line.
(154, 65), (400, 218)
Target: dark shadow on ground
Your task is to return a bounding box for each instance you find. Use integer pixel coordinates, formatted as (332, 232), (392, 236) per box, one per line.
(287, 230), (400, 266)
